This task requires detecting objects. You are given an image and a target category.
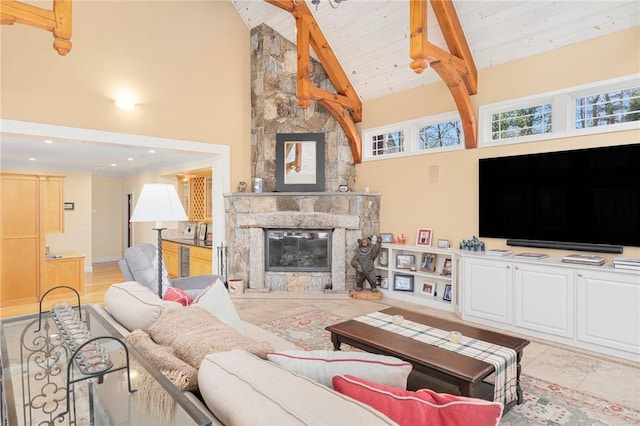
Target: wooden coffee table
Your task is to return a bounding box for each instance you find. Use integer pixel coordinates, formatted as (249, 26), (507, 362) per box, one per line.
(326, 307), (529, 411)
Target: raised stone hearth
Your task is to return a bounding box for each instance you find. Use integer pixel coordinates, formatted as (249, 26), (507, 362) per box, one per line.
(225, 192), (380, 292)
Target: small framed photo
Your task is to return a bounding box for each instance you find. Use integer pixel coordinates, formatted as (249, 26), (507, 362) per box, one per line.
(381, 277), (389, 289)
(64, 202), (75, 211)
(380, 233), (394, 243)
(394, 275), (414, 292)
(437, 239), (450, 249)
(443, 284), (452, 302)
(197, 222), (208, 241)
(421, 282), (435, 297)
(416, 228), (433, 246)
(441, 258), (452, 276)
(205, 231), (213, 245)
(395, 254), (415, 269)
(420, 253), (436, 272)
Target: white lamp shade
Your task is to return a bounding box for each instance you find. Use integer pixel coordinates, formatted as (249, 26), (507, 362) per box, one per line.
(130, 184), (188, 224)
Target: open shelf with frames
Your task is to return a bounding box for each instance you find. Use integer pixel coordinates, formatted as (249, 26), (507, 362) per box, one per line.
(375, 243), (458, 312)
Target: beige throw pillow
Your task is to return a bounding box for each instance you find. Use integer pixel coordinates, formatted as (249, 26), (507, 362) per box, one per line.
(147, 306), (274, 369)
(104, 281), (181, 332)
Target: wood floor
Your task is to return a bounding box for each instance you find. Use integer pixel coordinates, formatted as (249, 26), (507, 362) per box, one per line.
(0, 262), (123, 319)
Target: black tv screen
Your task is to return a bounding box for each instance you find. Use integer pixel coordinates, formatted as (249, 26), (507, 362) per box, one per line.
(479, 144), (640, 250)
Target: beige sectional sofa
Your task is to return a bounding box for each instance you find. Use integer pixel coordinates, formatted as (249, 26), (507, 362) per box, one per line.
(94, 281), (400, 425)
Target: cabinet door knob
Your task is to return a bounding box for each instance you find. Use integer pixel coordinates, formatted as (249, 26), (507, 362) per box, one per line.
(515, 266), (520, 270)
(506, 265), (511, 269)
(578, 273), (583, 277)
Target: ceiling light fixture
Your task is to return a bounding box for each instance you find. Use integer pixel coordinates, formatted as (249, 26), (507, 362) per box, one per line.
(310, 0), (347, 10)
(114, 92), (137, 110)
(44, 139), (53, 144)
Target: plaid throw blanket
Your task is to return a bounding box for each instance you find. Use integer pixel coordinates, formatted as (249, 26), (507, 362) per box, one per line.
(353, 311), (517, 405)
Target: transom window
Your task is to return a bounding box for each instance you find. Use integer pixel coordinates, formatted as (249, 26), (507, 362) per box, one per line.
(575, 87), (640, 129)
(363, 112), (463, 161)
(491, 104), (552, 141)
(480, 75), (639, 146)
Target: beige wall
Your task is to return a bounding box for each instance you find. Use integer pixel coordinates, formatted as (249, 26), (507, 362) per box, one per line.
(356, 27), (640, 259)
(92, 177), (123, 262)
(0, 1), (251, 186)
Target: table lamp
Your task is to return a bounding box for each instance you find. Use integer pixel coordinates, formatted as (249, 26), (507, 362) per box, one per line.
(130, 183), (188, 298)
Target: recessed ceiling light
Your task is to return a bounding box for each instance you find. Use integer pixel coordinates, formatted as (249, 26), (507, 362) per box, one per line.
(44, 140), (53, 144)
(29, 157), (36, 161)
(111, 163), (117, 167)
(114, 92), (137, 110)
(127, 157), (134, 161)
(149, 149), (156, 154)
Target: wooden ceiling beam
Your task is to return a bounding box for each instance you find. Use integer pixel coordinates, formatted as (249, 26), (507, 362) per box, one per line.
(265, 0), (363, 163)
(0, 0), (72, 55)
(410, 0), (477, 149)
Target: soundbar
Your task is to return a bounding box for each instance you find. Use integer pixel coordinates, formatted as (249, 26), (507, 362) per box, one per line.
(506, 239), (623, 254)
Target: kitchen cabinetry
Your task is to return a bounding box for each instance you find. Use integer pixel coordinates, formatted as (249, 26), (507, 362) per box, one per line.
(44, 251), (85, 294)
(45, 176), (64, 233)
(1, 173), (65, 306)
(163, 241), (180, 279)
(177, 172), (212, 222)
(190, 246), (212, 276)
(375, 244), (458, 312)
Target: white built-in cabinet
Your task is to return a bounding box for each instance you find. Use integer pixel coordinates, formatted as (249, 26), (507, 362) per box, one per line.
(375, 244), (458, 313)
(576, 270), (639, 355)
(459, 253), (639, 361)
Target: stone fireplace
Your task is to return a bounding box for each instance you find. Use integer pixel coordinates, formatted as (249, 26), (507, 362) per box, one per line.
(225, 193), (380, 292)
(223, 24), (379, 292)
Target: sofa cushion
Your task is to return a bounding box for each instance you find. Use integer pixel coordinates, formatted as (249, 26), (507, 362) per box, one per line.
(104, 281), (181, 332)
(147, 306), (273, 368)
(198, 350), (397, 425)
(163, 287), (193, 306)
(333, 375), (503, 426)
(267, 350), (412, 389)
(192, 278), (244, 334)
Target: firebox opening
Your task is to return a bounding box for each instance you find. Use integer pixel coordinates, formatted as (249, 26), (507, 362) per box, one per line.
(265, 229), (332, 272)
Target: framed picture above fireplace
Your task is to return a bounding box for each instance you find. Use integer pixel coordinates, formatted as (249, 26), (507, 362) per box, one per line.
(276, 133), (325, 192)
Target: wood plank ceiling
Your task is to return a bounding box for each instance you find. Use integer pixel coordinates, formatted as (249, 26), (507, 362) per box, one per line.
(232, 0), (639, 102)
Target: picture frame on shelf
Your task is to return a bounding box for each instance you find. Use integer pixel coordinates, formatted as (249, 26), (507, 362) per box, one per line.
(394, 275), (414, 292)
(205, 231), (213, 246)
(416, 228), (433, 246)
(380, 233), (394, 243)
(437, 239), (450, 249)
(421, 282), (435, 297)
(275, 133), (325, 192)
(380, 277), (389, 289)
(441, 258), (452, 276)
(378, 249), (389, 266)
(197, 222), (207, 241)
(419, 253), (436, 272)
(395, 254), (415, 269)
(443, 284), (452, 302)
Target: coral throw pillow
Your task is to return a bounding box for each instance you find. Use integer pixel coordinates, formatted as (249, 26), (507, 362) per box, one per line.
(163, 287), (193, 306)
(333, 375), (503, 426)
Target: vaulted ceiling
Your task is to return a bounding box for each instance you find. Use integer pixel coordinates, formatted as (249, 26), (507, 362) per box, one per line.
(232, 0), (639, 102)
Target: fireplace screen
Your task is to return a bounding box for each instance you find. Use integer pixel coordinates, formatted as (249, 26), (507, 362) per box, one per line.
(265, 229), (332, 272)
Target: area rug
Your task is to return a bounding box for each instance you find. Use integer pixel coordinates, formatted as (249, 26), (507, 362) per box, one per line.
(260, 309), (640, 426)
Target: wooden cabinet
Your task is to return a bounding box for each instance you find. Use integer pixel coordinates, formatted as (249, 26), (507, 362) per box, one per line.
(177, 172), (212, 222)
(45, 252), (85, 294)
(1, 173), (66, 306)
(190, 246), (212, 276)
(375, 244), (458, 312)
(163, 241), (180, 279)
(576, 269), (639, 355)
(45, 176), (64, 233)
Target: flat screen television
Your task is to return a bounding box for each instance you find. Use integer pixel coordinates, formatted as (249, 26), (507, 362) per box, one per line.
(479, 143), (640, 253)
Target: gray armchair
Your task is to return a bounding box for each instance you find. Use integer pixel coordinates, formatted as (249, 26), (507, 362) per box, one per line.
(118, 243), (221, 299)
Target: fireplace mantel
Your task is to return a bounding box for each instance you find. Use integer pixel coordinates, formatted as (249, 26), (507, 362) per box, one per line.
(225, 192), (380, 292)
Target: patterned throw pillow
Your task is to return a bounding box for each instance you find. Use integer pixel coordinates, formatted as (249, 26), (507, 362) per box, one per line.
(162, 287), (193, 306)
(333, 375), (503, 426)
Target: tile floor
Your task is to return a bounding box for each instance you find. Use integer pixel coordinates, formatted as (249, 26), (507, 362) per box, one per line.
(233, 292), (640, 411)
